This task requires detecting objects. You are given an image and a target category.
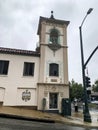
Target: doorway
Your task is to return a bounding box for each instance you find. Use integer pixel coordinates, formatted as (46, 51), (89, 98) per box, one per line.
(49, 93), (58, 109)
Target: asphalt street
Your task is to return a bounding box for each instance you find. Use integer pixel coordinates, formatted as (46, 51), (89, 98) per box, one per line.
(0, 117), (97, 130)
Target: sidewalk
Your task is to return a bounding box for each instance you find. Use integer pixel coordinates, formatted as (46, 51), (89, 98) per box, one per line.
(0, 106), (98, 128)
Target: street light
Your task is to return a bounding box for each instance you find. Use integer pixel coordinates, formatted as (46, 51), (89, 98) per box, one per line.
(79, 8), (93, 122)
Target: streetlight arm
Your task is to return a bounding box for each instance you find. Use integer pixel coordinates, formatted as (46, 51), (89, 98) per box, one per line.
(80, 8), (93, 28)
(80, 14), (88, 28)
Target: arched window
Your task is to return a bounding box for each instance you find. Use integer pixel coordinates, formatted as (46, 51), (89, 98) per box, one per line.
(49, 63), (59, 76)
(50, 29), (59, 44)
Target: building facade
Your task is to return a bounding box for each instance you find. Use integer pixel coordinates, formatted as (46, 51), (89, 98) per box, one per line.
(0, 13), (70, 113)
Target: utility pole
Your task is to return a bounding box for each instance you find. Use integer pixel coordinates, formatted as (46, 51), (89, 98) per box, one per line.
(79, 8), (93, 122)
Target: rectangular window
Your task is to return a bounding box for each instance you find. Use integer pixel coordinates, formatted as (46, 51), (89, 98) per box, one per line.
(0, 60), (9, 75)
(49, 63), (59, 76)
(23, 62), (35, 76)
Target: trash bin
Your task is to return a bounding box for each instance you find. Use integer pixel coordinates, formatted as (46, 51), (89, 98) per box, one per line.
(61, 98), (71, 116)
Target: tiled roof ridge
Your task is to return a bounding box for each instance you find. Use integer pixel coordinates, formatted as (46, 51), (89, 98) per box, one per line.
(40, 16), (70, 25)
(0, 47), (40, 56)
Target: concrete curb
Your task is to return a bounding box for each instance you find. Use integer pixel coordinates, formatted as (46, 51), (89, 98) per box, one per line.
(0, 113), (55, 123)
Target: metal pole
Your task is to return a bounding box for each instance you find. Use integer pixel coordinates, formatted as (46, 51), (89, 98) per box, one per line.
(79, 8), (93, 122)
(79, 26), (91, 122)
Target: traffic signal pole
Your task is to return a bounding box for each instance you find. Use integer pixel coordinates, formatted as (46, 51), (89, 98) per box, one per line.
(79, 8), (98, 122)
(84, 46), (98, 68)
(79, 26), (91, 122)
(79, 8), (93, 122)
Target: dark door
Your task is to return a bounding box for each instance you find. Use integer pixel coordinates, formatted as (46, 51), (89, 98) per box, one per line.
(49, 93), (58, 109)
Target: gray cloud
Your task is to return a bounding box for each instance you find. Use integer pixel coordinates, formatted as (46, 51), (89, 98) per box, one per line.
(0, 0), (98, 84)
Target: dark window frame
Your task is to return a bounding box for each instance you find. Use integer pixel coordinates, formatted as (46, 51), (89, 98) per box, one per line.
(49, 63), (59, 77)
(23, 62), (35, 76)
(0, 60), (9, 75)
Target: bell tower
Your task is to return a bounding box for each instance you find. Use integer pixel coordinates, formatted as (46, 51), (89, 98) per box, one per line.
(37, 12), (70, 113)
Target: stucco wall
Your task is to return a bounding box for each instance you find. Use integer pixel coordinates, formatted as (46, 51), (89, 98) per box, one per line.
(0, 54), (39, 106)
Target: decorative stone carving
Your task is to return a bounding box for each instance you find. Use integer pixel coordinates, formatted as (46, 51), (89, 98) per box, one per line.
(52, 86), (56, 91)
(22, 90), (31, 102)
(48, 43), (61, 52)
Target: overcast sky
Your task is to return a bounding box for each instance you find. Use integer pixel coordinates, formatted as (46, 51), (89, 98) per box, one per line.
(0, 0), (98, 84)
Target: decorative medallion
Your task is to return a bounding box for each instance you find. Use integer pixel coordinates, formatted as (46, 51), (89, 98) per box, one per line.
(48, 43), (61, 52)
(22, 89), (31, 102)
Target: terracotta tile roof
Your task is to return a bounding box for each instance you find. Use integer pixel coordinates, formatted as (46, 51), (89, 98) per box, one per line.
(0, 47), (40, 57)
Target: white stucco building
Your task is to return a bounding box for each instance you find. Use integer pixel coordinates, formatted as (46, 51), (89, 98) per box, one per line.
(0, 12), (70, 113)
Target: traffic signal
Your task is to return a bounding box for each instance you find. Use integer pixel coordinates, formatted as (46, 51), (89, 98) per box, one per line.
(85, 76), (91, 87)
(87, 90), (91, 94)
